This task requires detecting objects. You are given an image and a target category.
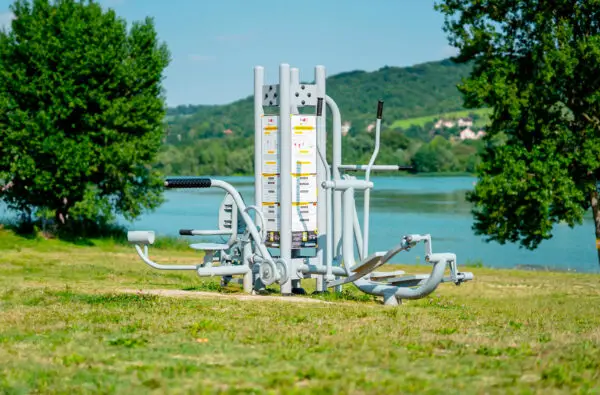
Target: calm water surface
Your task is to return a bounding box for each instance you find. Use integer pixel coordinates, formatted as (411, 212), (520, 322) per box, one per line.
(2, 176), (598, 273)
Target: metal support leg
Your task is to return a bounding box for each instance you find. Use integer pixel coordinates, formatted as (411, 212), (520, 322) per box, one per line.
(279, 63), (293, 296)
(383, 292), (400, 306)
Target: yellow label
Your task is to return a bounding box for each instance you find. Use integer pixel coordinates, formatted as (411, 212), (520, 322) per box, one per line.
(265, 161), (277, 165)
(267, 150), (275, 154)
(262, 173), (279, 177)
(264, 126), (277, 131)
(293, 126), (314, 130)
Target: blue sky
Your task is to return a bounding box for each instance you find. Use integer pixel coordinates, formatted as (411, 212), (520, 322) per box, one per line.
(0, 0), (457, 107)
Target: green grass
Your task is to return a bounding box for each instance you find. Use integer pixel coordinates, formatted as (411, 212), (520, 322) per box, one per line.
(390, 108), (492, 130)
(1, 227), (600, 394)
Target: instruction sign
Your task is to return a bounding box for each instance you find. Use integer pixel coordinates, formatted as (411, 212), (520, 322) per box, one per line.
(291, 115), (317, 174)
(260, 114), (319, 248)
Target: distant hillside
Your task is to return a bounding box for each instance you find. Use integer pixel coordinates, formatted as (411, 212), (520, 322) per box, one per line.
(164, 58), (474, 143)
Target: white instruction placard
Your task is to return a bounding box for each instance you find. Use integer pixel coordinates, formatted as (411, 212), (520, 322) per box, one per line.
(292, 202), (318, 232)
(261, 116), (279, 174)
(262, 174), (279, 203)
(291, 115), (317, 174)
(262, 203), (280, 232)
(292, 174), (317, 203)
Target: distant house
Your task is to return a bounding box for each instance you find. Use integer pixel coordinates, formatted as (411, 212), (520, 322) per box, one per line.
(366, 122), (375, 133)
(434, 119), (455, 129)
(434, 116), (473, 130)
(460, 128), (486, 140)
(223, 128), (233, 135)
(341, 121), (351, 136)
(457, 117), (473, 128)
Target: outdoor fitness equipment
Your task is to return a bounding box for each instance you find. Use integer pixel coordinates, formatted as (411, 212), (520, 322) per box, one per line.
(127, 64), (474, 305)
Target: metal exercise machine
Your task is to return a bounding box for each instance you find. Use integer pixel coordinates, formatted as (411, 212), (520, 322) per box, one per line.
(127, 63), (474, 306)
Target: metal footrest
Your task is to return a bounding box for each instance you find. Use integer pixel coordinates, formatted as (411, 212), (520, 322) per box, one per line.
(386, 274), (429, 287)
(327, 251), (387, 288)
(368, 270), (406, 281)
(349, 251), (386, 277)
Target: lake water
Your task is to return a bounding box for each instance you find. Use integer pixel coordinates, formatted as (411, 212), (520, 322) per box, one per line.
(2, 176), (598, 273)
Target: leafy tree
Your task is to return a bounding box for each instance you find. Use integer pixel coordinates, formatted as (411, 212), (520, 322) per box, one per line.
(0, 0), (170, 230)
(411, 137), (458, 173)
(436, 0), (600, 264)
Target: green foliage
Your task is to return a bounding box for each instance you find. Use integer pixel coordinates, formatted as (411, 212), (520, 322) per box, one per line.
(436, 0), (600, 250)
(411, 136), (459, 173)
(157, 136), (254, 176)
(0, 0), (170, 228)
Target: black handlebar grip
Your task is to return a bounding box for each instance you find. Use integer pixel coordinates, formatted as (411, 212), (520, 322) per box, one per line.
(377, 100), (384, 120)
(316, 97), (323, 116)
(179, 229), (194, 236)
(164, 178), (212, 189)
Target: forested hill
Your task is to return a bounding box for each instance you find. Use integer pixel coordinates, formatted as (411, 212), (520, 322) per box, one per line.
(158, 58), (485, 177)
(164, 58), (473, 142)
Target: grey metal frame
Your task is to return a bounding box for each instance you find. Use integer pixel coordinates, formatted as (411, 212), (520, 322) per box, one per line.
(126, 63), (475, 306)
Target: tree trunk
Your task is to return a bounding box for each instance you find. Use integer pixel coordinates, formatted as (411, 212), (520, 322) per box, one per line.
(590, 188), (600, 266)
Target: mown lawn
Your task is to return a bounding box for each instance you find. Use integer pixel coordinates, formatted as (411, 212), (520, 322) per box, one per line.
(1, 228), (599, 394)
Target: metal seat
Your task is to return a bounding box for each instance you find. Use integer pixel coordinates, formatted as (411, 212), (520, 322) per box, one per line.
(189, 243), (230, 251)
(189, 243), (230, 267)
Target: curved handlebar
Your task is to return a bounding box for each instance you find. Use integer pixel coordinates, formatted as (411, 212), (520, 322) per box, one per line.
(165, 178), (212, 188)
(376, 100), (384, 120)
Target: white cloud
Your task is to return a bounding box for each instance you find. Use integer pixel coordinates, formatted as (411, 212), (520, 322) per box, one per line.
(441, 44), (459, 58)
(188, 54), (217, 63)
(0, 11), (15, 30)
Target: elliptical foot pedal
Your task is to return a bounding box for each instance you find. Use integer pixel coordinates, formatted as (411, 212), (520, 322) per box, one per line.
(327, 252), (387, 288)
(387, 274), (430, 287)
(349, 251), (386, 275)
(369, 270), (406, 281)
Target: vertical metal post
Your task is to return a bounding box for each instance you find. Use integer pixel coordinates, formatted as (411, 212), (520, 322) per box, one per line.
(326, 96), (343, 293)
(254, 66), (264, 213)
(315, 65), (327, 292)
(253, 66), (264, 293)
(289, 66), (301, 292)
(243, 242), (253, 293)
(316, 97), (333, 287)
(279, 63), (293, 295)
(290, 68), (300, 115)
(342, 187), (356, 272)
